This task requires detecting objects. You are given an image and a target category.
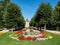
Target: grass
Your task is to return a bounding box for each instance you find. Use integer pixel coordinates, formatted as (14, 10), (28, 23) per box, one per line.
(0, 32), (60, 45)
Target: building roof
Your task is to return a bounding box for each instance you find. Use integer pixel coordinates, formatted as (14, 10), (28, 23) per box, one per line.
(25, 19), (30, 22)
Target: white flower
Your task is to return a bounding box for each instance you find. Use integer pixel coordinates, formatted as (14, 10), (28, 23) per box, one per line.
(24, 35), (31, 38)
(31, 35), (34, 37)
(26, 30), (30, 32)
(33, 30), (36, 32)
(39, 34), (43, 36)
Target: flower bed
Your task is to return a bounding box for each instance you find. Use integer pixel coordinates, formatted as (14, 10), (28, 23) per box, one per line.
(10, 29), (52, 41)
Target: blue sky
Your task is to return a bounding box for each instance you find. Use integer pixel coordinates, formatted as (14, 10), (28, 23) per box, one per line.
(11, 0), (58, 20)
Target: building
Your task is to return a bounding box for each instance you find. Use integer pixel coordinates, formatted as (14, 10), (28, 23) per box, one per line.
(25, 19), (30, 28)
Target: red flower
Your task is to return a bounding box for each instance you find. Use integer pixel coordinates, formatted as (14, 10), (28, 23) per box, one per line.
(16, 30), (25, 34)
(19, 36), (25, 40)
(33, 37), (36, 41)
(39, 30), (44, 34)
(30, 30), (33, 32)
(26, 36), (33, 40)
(37, 36), (44, 38)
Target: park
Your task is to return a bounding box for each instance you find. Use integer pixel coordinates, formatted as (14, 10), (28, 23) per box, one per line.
(0, 0), (60, 45)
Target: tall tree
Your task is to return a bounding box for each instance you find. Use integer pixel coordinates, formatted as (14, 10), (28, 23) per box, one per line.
(0, 0), (25, 29)
(52, 0), (60, 30)
(2, 0), (10, 25)
(0, 0), (4, 29)
(30, 2), (52, 30)
(43, 3), (52, 30)
(30, 2), (45, 27)
(4, 3), (25, 29)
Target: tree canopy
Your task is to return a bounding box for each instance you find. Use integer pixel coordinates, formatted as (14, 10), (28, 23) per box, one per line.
(0, 0), (25, 29)
(30, 2), (52, 30)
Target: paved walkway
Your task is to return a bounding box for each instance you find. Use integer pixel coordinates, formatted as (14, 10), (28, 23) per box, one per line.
(45, 30), (60, 34)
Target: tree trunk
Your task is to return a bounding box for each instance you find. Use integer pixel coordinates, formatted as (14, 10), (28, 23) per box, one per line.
(56, 26), (59, 31)
(39, 27), (41, 30)
(44, 24), (46, 30)
(10, 28), (14, 32)
(40, 27), (41, 30)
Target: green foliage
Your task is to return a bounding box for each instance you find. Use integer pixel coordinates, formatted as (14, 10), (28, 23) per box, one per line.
(30, 2), (52, 28)
(51, 0), (60, 30)
(30, 1), (60, 30)
(0, 0), (25, 29)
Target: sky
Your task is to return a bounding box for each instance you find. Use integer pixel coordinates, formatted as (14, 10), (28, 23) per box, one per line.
(11, 0), (58, 20)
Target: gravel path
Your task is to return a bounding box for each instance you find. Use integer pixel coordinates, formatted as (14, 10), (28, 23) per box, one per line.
(45, 30), (60, 34)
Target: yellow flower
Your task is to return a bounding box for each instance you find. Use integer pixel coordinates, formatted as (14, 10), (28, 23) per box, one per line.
(12, 34), (19, 37)
(0, 32), (6, 35)
(44, 33), (52, 38)
(12, 33), (20, 37)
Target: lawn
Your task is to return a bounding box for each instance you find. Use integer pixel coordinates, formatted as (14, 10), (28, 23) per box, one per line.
(0, 32), (60, 45)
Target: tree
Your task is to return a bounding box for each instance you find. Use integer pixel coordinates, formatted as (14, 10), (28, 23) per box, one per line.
(0, 0), (25, 29)
(30, 2), (45, 28)
(43, 3), (52, 30)
(0, 0), (4, 29)
(51, 0), (60, 30)
(30, 18), (37, 27)
(4, 3), (25, 29)
(30, 2), (52, 30)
